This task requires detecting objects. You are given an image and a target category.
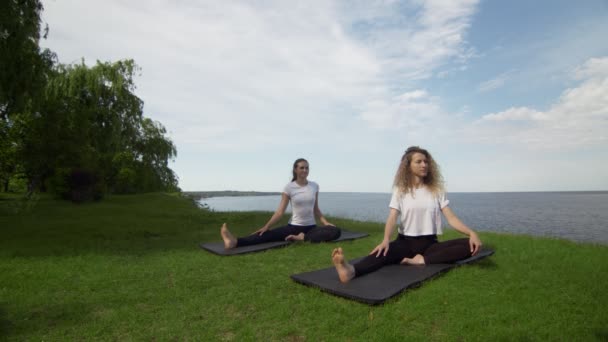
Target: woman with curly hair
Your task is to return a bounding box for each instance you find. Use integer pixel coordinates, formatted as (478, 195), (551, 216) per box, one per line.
(331, 146), (482, 283)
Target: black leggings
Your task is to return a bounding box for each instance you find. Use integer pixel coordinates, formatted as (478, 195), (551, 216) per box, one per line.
(236, 224), (341, 247)
(353, 234), (471, 277)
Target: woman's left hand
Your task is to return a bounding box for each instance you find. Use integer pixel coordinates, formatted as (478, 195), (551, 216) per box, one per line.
(321, 219), (336, 227)
(469, 233), (482, 256)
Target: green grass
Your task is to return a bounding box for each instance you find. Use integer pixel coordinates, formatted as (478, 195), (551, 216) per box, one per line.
(0, 193), (607, 341)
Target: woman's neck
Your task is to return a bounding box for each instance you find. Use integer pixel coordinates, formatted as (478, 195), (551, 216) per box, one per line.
(411, 176), (424, 188)
(295, 178), (308, 186)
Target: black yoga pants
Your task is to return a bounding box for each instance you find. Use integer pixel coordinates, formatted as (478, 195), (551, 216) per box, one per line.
(353, 234), (471, 277)
(236, 224), (341, 247)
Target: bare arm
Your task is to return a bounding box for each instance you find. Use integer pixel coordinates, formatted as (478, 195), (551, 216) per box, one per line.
(253, 193), (290, 235)
(441, 206), (482, 255)
(441, 206), (474, 235)
(314, 192), (334, 226)
(369, 208), (399, 257)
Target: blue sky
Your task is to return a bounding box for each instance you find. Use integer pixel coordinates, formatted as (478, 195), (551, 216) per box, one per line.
(41, 0), (608, 192)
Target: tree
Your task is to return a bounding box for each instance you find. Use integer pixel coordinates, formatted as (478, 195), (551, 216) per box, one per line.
(0, 1), (180, 198)
(0, 0), (55, 119)
(132, 118), (178, 192)
(0, 117), (17, 191)
(1, 0), (55, 192)
(17, 59), (179, 198)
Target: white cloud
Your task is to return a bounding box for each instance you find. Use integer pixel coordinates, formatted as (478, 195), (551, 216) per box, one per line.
(345, 0), (479, 136)
(41, 0), (479, 154)
(573, 57), (608, 80)
(479, 107), (546, 122)
(40, 0), (512, 191)
(359, 89), (443, 132)
(42, 1), (382, 149)
(338, 0), (479, 80)
(472, 57), (608, 149)
(477, 71), (513, 92)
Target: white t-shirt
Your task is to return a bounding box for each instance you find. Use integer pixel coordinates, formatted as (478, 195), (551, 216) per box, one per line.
(389, 186), (450, 236)
(283, 181), (319, 226)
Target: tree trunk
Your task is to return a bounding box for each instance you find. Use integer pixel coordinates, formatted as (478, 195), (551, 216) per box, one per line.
(27, 176), (39, 197)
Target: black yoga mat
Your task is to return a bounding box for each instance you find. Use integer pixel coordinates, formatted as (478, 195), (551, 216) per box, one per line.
(290, 249), (494, 305)
(199, 229), (369, 256)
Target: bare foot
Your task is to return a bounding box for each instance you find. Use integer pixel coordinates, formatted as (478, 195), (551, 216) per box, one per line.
(400, 254), (426, 265)
(220, 223), (237, 249)
(332, 247), (355, 283)
(285, 232), (305, 241)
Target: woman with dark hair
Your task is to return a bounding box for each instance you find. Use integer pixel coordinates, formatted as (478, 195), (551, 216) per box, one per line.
(331, 146), (482, 283)
(220, 158), (341, 249)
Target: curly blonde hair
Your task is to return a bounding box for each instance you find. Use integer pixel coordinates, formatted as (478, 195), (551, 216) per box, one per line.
(393, 146), (444, 196)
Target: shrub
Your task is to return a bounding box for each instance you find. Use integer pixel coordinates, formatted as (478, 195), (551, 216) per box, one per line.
(68, 169), (104, 203)
(46, 168), (71, 199)
(114, 167), (136, 194)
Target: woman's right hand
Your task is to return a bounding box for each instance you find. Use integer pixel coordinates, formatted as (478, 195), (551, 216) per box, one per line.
(252, 226), (269, 236)
(369, 239), (390, 257)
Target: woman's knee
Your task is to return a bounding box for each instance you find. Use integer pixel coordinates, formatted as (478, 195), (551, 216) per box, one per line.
(305, 226), (341, 242)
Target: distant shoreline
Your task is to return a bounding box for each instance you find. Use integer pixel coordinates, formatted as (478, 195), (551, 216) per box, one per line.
(185, 190), (608, 199)
(183, 191), (281, 199)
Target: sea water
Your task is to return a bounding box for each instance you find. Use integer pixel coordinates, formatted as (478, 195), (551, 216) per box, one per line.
(199, 191), (608, 244)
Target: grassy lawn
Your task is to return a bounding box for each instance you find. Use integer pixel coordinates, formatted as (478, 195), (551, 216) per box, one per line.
(1, 193), (607, 341)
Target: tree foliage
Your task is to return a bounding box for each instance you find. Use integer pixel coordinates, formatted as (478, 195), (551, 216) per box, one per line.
(1, 1), (180, 200)
(0, 0), (55, 119)
(18, 60), (180, 199)
(1, 0), (54, 191)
